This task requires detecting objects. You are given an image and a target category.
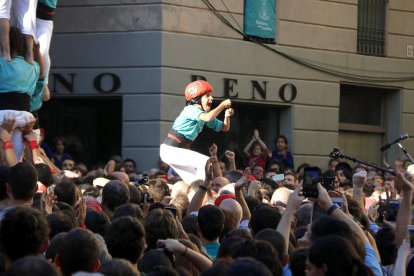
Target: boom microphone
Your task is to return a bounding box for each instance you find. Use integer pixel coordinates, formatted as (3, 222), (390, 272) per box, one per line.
(380, 133), (409, 152)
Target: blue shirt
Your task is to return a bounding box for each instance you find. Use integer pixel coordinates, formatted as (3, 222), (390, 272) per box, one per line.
(172, 105), (223, 141)
(38, 0), (57, 8)
(30, 79), (46, 112)
(0, 56), (40, 96)
(203, 242), (220, 260)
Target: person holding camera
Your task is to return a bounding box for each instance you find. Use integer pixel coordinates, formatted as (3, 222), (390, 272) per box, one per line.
(160, 80), (234, 185)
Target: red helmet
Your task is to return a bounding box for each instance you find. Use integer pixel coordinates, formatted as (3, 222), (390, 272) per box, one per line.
(184, 80), (213, 101)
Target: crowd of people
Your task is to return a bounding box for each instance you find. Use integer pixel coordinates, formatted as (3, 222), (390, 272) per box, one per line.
(0, 112), (414, 275)
(1, 3), (414, 275)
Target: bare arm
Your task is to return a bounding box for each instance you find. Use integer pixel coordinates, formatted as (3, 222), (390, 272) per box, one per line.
(234, 168), (252, 221)
(33, 43), (44, 80)
(157, 239), (212, 272)
(395, 172), (414, 247)
(352, 171), (367, 211)
(187, 158), (213, 214)
(276, 184), (304, 256)
(209, 144), (222, 178)
(225, 150), (236, 171)
(198, 100), (231, 122)
(0, 114), (18, 166)
(221, 108), (234, 132)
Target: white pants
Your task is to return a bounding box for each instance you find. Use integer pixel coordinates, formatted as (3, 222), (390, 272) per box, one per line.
(0, 110), (35, 160)
(0, 0), (37, 38)
(160, 143), (209, 185)
(36, 18), (53, 83)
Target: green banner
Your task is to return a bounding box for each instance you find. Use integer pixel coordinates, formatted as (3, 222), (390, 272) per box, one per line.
(244, 0), (276, 39)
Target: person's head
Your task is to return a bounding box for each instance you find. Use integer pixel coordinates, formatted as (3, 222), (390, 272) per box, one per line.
(62, 159), (75, 171)
(217, 236), (243, 259)
(46, 210), (77, 239)
(145, 208), (178, 249)
(4, 256), (59, 276)
(197, 205), (225, 242)
(211, 177), (230, 193)
(54, 179), (77, 207)
(122, 158), (137, 174)
(294, 203), (312, 228)
(7, 162), (37, 202)
(251, 141), (263, 157)
(101, 180), (130, 216)
(45, 232), (66, 262)
(34, 163), (52, 187)
(275, 135), (289, 152)
(375, 225), (397, 266)
(113, 203), (144, 223)
(105, 216), (146, 264)
(227, 257), (272, 276)
(289, 248), (308, 276)
(0, 206), (50, 264)
(9, 26), (25, 57)
(328, 159), (339, 171)
(219, 198), (243, 226)
(184, 80), (214, 112)
(54, 137), (66, 154)
(335, 162), (352, 186)
(99, 258), (140, 276)
(255, 228), (287, 265)
(55, 228), (100, 276)
(127, 184), (143, 204)
(307, 235), (372, 276)
(252, 165), (264, 181)
(224, 170), (243, 183)
(138, 249), (174, 274)
(148, 178), (170, 202)
(249, 204), (282, 236)
(231, 239), (282, 276)
(84, 208), (111, 237)
(284, 170), (298, 187)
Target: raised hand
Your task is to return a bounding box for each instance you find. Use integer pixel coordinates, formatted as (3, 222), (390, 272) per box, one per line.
(225, 108), (234, 117)
(209, 143), (218, 156)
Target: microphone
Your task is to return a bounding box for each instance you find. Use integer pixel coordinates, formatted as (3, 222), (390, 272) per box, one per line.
(380, 133), (409, 151)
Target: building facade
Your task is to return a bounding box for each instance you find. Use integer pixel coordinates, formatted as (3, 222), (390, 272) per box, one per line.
(46, 0), (414, 171)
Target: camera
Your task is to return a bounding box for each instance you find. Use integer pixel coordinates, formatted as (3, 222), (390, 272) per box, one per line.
(302, 167), (336, 198)
(134, 173), (149, 186)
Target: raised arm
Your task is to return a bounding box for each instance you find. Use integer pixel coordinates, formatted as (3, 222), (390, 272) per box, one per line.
(187, 158), (213, 214)
(209, 144), (222, 177)
(352, 170), (367, 211)
(395, 172), (414, 247)
(234, 167), (252, 221)
(220, 107), (234, 132)
(225, 150), (237, 171)
(199, 99), (231, 122)
(276, 184), (304, 256)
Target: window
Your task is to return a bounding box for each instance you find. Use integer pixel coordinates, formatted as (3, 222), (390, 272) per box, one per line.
(339, 84), (388, 164)
(357, 0), (387, 56)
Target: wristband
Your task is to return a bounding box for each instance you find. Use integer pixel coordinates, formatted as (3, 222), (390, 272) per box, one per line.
(2, 141), (14, 150)
(199, 185), (207, 191)
(327, 204), (339, 215)
(29, 140), (39, 150)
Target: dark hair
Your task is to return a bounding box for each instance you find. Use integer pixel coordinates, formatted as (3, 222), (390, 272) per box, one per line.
(198, 205), (225, 241)
(54, 179), (77, 206)
(0, 206), (49, 261)
(99, 258), (140, 276)
(46, 210), (77, 239)
(232, 239), (282, 275)
(181, 214), (198, 237)
(4, 256), (59, 276)
(228, 257), (273, 276)
(0, 166), (9, 201)
(375, 225), (397, 266)
(308, 235), (373, 276)
(145, 208), (178, 249)
(275, 135), (289, 145)
(57, 228), (100, 276)
(34, 163), (53, 187)
(127, 184), (142, 205)
(122, 158), (137, 169)
(138, 250), (173, 273)
(113, 203), (144, 223)
(245, 196), (261, 215)
(224, 170), (243, 183)
(84, 208), (111, 237)
(289, 248), (308, 276)
(102, 180), (130, 212)
(45, 232), (66, 261)
(217, 236), (243, 259)
(249, 204), (282, 236)
(8, 162), (37, 201)
(255, 228), (286, 263)
(294, 203), (312, 228)
(105, 216), (146, 264)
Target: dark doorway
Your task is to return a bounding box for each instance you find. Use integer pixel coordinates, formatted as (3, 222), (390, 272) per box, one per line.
(38, 97), (122, 167)
(192, 101), (280, 168)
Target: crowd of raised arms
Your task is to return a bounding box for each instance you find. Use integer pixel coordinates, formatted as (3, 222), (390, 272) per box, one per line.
(0, 120), (413, 276)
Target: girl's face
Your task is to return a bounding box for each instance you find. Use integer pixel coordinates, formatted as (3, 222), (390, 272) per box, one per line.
(56, 140), (64, 153)
(276, 138), (287, 151)
(253, 145), (262, 156)
(201, 93), (213, 112)
(336, 170), (347, 184)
